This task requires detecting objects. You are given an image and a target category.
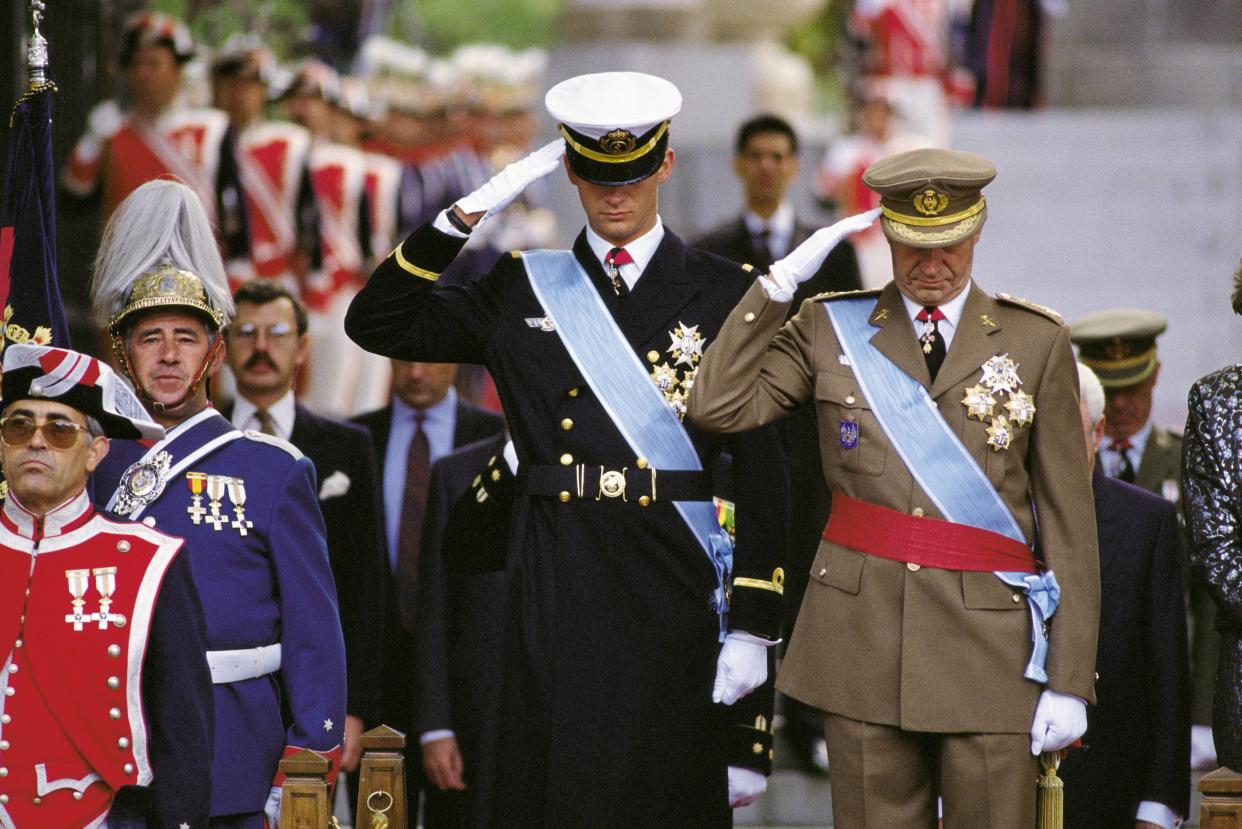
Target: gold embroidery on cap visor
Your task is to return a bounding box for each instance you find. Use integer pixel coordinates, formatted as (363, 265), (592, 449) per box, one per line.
(1080, 346), (1159, 386)
(558, 122), (670, 164)
(880, 201), (987, 247)
(108, 264), (224, 333)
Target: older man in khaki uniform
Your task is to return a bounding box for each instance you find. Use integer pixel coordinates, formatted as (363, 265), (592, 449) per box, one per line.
(687, 148), (1100, 828)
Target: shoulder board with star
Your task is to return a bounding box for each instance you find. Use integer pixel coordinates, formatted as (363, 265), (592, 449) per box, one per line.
(242, 430), (305, 460)
(994, 292), (1063, 322)
(814, 288), (882, 303)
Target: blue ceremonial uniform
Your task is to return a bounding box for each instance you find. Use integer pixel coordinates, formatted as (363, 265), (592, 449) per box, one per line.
(94, 408), (347, 819)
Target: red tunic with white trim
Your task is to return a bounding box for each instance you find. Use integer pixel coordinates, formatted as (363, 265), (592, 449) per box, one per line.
(0, 489), (212, 828)
(233, 121), (315, 289)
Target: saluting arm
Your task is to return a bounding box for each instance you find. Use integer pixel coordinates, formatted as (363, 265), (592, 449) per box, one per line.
(344, 140), (566, 364)
(688, 210), (878, 434)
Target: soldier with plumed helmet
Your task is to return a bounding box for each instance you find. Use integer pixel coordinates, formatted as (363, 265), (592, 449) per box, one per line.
(89, 179), (346, 828)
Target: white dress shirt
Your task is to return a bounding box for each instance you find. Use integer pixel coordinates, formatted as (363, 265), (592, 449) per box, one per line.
(230, 389), (297, 441)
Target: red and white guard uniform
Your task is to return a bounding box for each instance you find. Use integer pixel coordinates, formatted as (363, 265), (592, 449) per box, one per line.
(63, 102), (230, 223)
(0, 490), (189, 827)
(232, 121), (314, 291)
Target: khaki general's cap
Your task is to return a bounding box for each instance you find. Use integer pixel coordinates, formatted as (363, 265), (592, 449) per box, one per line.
(1069, 308), (1167, 388)
(862, 148), (996, 248)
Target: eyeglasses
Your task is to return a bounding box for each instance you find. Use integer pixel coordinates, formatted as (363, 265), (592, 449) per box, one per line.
(229, 322), (296, 345)
(0, 416), (92, 450)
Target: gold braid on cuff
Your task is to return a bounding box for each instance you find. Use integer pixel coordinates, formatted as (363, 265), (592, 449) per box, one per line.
(733, 568), (785, 595)
(392, 244), (439, 281)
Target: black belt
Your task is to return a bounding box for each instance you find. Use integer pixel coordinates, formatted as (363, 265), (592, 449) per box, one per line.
(519, 463), (712, 504)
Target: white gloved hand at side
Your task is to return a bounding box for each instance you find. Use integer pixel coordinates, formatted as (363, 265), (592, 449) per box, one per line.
(768, 208), (881, 290)
(87, 100), (124, 140)
(727, 766), (767, 808)
(263, 785), (282, 828)
(712, 632), (771, 705)
(455, 139), (566, 223)
(1029, 689), (1087, 754)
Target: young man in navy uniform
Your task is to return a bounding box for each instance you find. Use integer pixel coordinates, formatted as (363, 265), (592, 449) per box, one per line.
(347, 71), (788, 825)
(90, 180), (347, 828)
(0, 343), (213, 828)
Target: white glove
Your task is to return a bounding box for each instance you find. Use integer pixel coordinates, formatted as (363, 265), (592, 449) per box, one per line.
(263, 784), (282, 828)
(768, 208), (881, 290)
(87, 100), (124, 140)
(712, 632), (770, 705)
(727, 766), (767, 809)
(1191, 723), (1218, 770)
(455, 139), (566, 224)
(1029, 689), (1087, 754)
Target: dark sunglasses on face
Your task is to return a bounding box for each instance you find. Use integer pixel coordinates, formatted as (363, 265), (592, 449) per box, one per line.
(0, 416), (91, 450)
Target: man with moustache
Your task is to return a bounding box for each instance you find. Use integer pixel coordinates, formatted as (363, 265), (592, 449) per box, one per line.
(688, 148), (1099, 827)
(89, 180), (346, 828)
(222, 279), (386, 783)
(345, 71), (788, 825)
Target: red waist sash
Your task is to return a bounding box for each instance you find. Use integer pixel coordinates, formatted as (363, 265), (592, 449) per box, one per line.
(822, 493), (1038, 573)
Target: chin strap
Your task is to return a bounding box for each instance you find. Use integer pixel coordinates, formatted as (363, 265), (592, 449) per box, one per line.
(112, 331), (224, 414)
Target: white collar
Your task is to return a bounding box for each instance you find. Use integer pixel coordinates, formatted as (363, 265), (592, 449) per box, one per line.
(743, 202), (795, 239)
(900, 281), (973, 331)
(2, 488), (92, 540)
(231, 390), (297, 440)
(584, 217), (665, 291)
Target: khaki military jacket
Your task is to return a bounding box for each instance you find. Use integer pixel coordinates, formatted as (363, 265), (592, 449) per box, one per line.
(687, 280), (1100, 733)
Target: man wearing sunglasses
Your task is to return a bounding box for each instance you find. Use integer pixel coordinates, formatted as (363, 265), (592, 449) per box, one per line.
(90, 180), (346, 828)
(0, 342), (213, 828)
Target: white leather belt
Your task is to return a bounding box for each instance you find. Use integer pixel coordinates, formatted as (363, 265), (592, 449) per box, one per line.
(206, 644), (282, 684)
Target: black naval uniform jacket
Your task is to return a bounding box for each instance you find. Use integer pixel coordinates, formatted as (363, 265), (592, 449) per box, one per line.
(345, 222), (788, 828)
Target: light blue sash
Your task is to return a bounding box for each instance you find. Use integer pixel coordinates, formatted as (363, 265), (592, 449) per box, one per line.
(825, 298), (1059, 683)
(521, 250), (734, 638)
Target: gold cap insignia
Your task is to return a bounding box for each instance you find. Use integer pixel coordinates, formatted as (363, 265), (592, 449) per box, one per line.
(913, 188), (950, 216)
(599, 129), (638, 156)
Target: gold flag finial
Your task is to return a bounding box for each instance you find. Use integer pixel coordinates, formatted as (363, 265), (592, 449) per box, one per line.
(1035, 750), (1065, 829)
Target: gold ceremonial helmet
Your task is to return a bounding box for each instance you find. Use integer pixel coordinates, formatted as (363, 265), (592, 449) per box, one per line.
(107, 264), (225, 335)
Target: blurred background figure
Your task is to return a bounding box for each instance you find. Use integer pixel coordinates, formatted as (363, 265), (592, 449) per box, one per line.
(61, 11), (249, 268)
(1059, 362), (1190, 829)
(211, 35), (321, 294)
(1071, 308), (1219, 771)
(815, 88), (933, 289)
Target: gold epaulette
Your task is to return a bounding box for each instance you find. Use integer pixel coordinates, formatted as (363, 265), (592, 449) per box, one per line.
(733, 567), (785, 595)
(995, 291), (1062, 322)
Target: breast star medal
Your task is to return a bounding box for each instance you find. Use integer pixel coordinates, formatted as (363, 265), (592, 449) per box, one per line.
(650, 322), (709, 420)
(115, 451), (172, 517)
(967, 355), (1036, 451)
(961, 384), (996, 421)
(986, 415), (1014, 451)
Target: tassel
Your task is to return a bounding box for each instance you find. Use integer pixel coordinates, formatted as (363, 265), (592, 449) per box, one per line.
(1036, 750), (1064, 829)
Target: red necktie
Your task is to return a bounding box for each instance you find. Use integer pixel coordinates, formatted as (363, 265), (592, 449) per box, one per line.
(605, 247), (633, 297)
(915, 306), (947, 381)
(395, 412), (430, 635)
(1110, 439), (1136, 483)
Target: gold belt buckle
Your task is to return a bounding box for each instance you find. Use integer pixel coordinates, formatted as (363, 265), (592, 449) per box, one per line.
(597, 466), (627, 501)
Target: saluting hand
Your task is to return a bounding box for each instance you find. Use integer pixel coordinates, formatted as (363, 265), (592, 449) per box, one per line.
(452, 139), (567, 229)
(768, 208), (881, 289)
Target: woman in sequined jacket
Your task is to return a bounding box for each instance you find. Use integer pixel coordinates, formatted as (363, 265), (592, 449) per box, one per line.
(1183, 258), (1242, 770)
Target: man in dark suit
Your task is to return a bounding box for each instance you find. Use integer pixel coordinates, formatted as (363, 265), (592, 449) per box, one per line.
(1059, 363), (1190, 829)
(222, 279), (388, 783)
(413, 435), (514, 828)
(694, 113), (864, 773)
(345, 71), (788, 825)
(352, 359), (503, 826)
(693, 113), (861, 298)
